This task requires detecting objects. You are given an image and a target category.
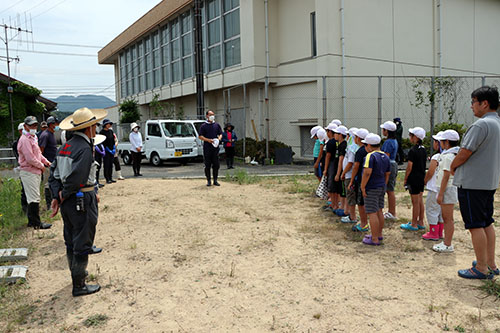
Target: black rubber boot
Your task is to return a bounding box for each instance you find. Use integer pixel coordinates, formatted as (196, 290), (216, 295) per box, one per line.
(71, 255), (100, 297)
(213, 169), (220, 186)
(67, 252), (88, 277)
(27, 203), (52, 229)
(205, 167), (211, 186)
(44, 188), (52, 211)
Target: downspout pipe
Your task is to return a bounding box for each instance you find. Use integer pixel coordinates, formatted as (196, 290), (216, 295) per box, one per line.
(437, 0), (442, 123)
(340, 0), (346, 123)
(265, 0), (270, 159)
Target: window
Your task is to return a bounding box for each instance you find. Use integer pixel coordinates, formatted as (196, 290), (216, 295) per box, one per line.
(148, 123), (162, 137)
(181, 11), (193, 79)
(224, 38), (240, 67)
(144, 37), (152, 90)
(152, 31), (162, 88)
(119, 53), (126, 98)
(161, 25), (171, 85)
(310, 12), (317, 57)
(223, 0), (240, 68)
(161, 122), (195, 137)
(137, 41), (144, 92)
(171, 18), (181, 82)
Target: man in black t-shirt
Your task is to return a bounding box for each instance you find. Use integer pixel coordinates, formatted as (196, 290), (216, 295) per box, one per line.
(199, 110), (223, 186)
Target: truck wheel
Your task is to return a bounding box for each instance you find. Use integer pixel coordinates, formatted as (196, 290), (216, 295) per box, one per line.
(151, 152), (162, 166)
(122, 152), (131, 165)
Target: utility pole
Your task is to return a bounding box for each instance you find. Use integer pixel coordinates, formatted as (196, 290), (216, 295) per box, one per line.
(1, 23), (32, 144)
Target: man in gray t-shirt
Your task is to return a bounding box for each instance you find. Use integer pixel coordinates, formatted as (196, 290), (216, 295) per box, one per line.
(451, 86), (500, 280)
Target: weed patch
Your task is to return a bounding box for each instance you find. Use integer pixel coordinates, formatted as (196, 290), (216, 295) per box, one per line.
(477, 279), (500, 300)
(0, 177), (26, 248)
(83, 314), (109, 328)
(224, 168), (260, 185)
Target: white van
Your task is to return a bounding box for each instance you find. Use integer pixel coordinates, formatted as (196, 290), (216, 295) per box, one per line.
(118, 119), (198, 166)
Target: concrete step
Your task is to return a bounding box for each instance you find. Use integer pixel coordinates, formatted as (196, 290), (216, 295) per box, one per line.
(0, 248), (28, 262)
(0, 265), (28, 284)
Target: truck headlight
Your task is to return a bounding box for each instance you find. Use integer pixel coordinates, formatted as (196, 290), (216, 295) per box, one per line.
(166, 139), (174, 148)
(192, 140), (197, 147)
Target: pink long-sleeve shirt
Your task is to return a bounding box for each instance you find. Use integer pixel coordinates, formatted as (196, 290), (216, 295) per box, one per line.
(17, 132), (50, 175)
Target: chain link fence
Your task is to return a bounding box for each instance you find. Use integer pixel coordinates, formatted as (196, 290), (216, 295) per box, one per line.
(224, 76), (500, 158)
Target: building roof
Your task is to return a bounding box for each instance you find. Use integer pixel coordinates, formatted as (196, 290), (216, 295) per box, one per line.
(98, 0), (192, 65)
(0, 72), (57, 111)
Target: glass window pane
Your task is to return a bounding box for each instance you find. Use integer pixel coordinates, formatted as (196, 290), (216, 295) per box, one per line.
(162, 45), (170, 65)
(146, 72), (152, 90)
(181, 12), (191, 33)
(163, 66), (170, 84)
(172, 61), (181, 82)
(183, 56), (192, 79)
(154, 69), (162, 87)
(208, 19), (220, 46)
(224, 9), (239, 39)
(224, 0), (239, 12)
(120, 53), (125, 67)
(139, 75), (144, 91)
(133, 77), (139, 94)
(202, 24), (207, 49)
(172, 39), (180, 60)
(171, 19), (179, 38)
(121, 81), (126, 98)
(182, 34), (192, 56)
(207, 0), (220, 20)
(153, 49), (160, 68)
(145, 54), (151, 71)
(127, 79), (132, 95)
(145, 37), (151, 53)
(208, 45), (221, 71)
(224, 38), (240, 67)
(162, 26), (169, 45)
(153, 32), (159, 48)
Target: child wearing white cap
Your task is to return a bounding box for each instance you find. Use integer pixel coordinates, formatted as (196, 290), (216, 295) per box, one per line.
(311, 126), (325, 181)
(348, 128), (370, 231)
(380, 121), (398, 221)
(401, 127), (427, 231)
(422, 133), (444, 241)
(332, 126), (349, 216)
(432, 130), (460, 253)
(340, 128), (360, 223)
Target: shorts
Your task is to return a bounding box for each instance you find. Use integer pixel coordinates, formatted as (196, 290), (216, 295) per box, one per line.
(327, 164), (344, 195)
(313, 157), (322, 178)
(437, 185), (458, 205)
(386, 160), (398, 192)
(425, 191), (442, 225)
(458, 188), (496, 230)
(354, 182), (364, 206)
(364, 187), (385, 214)
(344, 179), (356, 206)
(407, 178), (424, 195)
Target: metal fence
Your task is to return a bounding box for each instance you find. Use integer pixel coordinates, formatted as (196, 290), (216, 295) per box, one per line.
(223, 76), (500, 158)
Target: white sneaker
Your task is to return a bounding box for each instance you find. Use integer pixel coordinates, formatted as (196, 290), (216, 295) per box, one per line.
(432, 241), (454, 253)
(340, 216), (357, 223)
(384, 212), (397, 220)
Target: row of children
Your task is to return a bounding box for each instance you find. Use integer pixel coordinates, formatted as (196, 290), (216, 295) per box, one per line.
(311, 119), (461, 249)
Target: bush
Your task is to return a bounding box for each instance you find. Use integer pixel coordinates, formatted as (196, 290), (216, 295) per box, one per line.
(0, 177), (25, 248)
(119, 99), (140, 123)
(234, 138), (295, 160)
(422, 122), (466, 156)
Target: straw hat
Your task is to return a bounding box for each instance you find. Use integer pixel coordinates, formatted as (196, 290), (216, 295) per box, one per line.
(60, 108), (107, 131)
(93, 134), (106, 146)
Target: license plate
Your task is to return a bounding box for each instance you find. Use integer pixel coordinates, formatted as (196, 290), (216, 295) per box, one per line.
(174, 151), (182, 157)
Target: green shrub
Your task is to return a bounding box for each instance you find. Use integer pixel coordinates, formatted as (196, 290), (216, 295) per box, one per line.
(234, 138), (294, 160)
(119, 99), (140, 123)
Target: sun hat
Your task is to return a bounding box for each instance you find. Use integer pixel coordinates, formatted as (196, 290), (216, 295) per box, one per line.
(93, 134), (106, 146)
(23, 116), (38, 126)
(102, 118), (113, 126)
(331, 119), (342, 126)
(17, 122), (24, 131)
(326, 123), (338, 131)
(380, 120), (397, 132)
(354, 128), (369, 139)
(409, 127), (426, 140)
(361, 133), (381, 145)
(348, 127), (358, 137)
(333, 125), (348, 136)
(435, 129), (460, 141)
(432, 131), (444, 141)
(310, 125), (322, 138)
(316, 128), (328, 142)
(130, 122), (140, 131)
(224, 123), (234, 131)
(60, 107), (108, 131)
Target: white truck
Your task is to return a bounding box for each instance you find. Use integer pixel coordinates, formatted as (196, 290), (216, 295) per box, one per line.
(117, 119), (198, 166)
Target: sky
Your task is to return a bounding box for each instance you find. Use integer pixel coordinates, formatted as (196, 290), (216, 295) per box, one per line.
(0, 0), (162, 101)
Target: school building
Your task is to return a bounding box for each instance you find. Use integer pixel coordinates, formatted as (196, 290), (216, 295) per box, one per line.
(98, 0), (500, 157)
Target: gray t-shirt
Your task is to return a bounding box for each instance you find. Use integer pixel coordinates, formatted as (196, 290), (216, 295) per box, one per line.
(453, 112), (500, 190)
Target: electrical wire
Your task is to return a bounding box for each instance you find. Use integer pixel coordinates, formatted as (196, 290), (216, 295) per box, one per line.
(0, 0), (28, 16)
(32, 0), (69, 19)
(1, 47), (95, 57)
(30, 40), (102, 48)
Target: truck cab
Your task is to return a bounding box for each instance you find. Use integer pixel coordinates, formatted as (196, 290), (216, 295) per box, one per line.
(144, 120), (198, 166)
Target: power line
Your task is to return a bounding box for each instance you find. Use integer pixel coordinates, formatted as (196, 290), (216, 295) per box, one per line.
(24, 0), (52, 14)
(1, 47), (95, 57)
(32, 0), (69, 20)
(30, 40), (102, 48)
(0, 0), (28, 15)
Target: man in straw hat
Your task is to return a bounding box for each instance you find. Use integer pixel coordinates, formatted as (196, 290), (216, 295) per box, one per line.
(48, 107), (107, 296)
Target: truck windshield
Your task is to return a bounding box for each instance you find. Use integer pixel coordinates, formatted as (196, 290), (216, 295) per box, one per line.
(161, 122), (195, 137)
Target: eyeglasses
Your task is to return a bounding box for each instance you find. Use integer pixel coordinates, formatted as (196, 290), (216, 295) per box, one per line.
(471, 100), (479, 105)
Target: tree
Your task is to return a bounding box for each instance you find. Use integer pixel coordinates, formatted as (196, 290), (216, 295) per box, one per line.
(119, 98), (140, 123)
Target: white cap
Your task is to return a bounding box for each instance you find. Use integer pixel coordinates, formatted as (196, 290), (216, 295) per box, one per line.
(354, 128), (369, 139)
(310, 125), (322, 139)
(432, 131), (444, 141)
(434, 129), (460, 141)
(330, 119), (342, 126)
(326, 123), (338, 131)
(380, 120), (397, 132)
(316, 128), (328, 142)
(130, 122), (140, 131)
(333, 125), (348, 136)
(362, 133), (382, 145)
(17, 122), (24, 130)
(409, 127), (426, 140)
(348, 127), (358, 137)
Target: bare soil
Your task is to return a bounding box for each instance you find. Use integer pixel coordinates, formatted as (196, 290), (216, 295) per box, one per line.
(3, 176), (500, 332)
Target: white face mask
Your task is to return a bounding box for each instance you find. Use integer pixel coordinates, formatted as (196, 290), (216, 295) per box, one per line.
(208, 115), (215, 122)
(29, 129), (37, 135)
(133, 128), (139, 132)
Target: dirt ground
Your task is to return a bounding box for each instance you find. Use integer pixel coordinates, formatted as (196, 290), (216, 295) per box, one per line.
(4, 176), (500, 332)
